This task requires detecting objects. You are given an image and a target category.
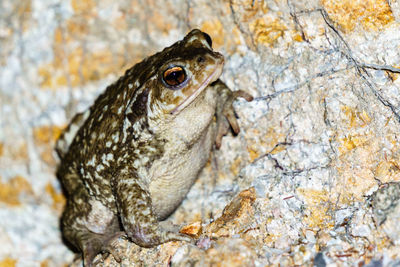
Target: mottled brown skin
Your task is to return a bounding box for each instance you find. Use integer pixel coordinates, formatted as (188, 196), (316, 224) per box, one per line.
(56, 29), (252, 266)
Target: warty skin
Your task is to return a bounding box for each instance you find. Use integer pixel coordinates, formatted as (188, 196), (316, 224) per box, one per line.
(56, 29), (253, 266)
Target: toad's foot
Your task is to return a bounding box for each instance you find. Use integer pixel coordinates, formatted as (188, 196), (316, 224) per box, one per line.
(127, 225), (194, 248)
(215, 89), (253, 149)
(82, 231), (126, 267)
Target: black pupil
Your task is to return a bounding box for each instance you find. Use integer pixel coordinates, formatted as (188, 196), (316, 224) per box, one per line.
(203, 32), (212, 47)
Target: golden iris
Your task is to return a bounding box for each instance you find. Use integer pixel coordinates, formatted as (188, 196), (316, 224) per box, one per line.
(163, 66), (186, 86)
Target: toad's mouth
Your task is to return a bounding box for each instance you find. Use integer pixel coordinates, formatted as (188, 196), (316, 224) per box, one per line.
(170, 64), (223, 115)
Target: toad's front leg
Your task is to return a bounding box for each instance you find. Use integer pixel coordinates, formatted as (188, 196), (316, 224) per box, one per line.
(211, 80), (253, 148)
(112, 170), (192, 247)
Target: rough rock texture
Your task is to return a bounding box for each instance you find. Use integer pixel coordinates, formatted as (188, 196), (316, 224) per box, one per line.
(1, 0), (400, 266)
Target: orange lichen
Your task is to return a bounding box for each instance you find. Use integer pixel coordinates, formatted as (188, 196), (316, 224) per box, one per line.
(229, 0), (302, 50)
(66, 19), (90, 38)
(16, 0), (31, 16)
(297, 188), (334, 229)
(232, 0), (269, 22)
(38, 1), (136, 90)
(292, 33), (304, 42)
(204, 239), (257, 267)
(338, 106), (373, 154)
(201, 20), (225, 48)
(230, 157), (242, 176)
(0, 143), (3, 157)
(71, 0), (96, 14)
(33, 125), (64, 165)
(7, 142), (28, 161)
(39, 45), (128, 88)
(247, 126), (286, 162)
(342, 106), (372, 129)
(0, 258), (16, 267)
(270, 143), (286, 155)
(15, 0), (32, 32)
(335, 106), (378, 197)
(149, 10), (173, 34)
(248, 148), (259, 162)
(206, 188), (256, 236)
(339, 135), (371, 153)
(249, 17), (287, 47)
(335, 117), (382, 200)
(0, 176), (34, 206)
(336, 135), (378, 201)
(45, 183), (66, 212)
(374, 160), (400, 183)
(385, 65), (400, 81)
(321, 0), (394, 33)
(40, 260), (49, 267)
(33, 125), (63, 145)
(180, 221), (202, 238)
(112, 12), (128, 32)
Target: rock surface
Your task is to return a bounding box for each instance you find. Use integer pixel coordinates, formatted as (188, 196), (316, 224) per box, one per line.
(1, 0), (400, 266)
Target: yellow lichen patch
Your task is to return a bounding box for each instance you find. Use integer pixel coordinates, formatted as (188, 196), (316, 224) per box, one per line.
(230, 157), (242, 176)
(342, 106), (372, 129)
(0, 143), (3, 157)
(0, 176), (34, 206)
(270, 143), (287, 155)
(39, 45), (128, 89)
(38, 2), (139, 90)
(112, 12), (128, 32)
(180, 221), (202, 238)
(334, 103), (380, 198)
(232, 27), (243, 47)
(336, 139), (378, 201)
(33, 125), (63, 145)
(385, 65), (400, 81)
(297, 188), (334, 229)
(40, 260), (49, 267)
(149, 10), (174, 34)
(264, 126), (286, 147)
(244, 0), (269, 16)
(263, 231), (283, 245)
(321, 0), (394, 33)
(45, 183), (66, 212)
(16, 0), (31, 17)
(247, 127), (286, 162)
(206, 188), (256, 236)
(6, 142), (28, 162)
(374, 160), (400, 183)
(338, 106), (373, 154)
(248, 147), (259, 162)
(232, 0), (269, 22)
(66, 19), (90, 38)
(249, 17), (287, 47)
(70, 48), (119, 86)
(292, 33), (304, 42)
(14, 0), (32, 32)
(33, 125), (64, 165)
(0, 258), (16, 267)
(339, 134), (370, 153)
(71, 0), (96, 14)
(201, 20), (225, 48)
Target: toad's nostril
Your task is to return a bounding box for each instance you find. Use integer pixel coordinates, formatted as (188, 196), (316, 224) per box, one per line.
(197, 56), (205, 63)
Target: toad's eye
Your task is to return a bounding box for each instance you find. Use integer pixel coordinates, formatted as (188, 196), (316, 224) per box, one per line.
(163, 66), (187, 87)
(202, 32), (212, 48)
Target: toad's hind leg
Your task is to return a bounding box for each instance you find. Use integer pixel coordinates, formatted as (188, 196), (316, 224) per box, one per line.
(62, 185), (125, 267)
(113, 171), (193, 247)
